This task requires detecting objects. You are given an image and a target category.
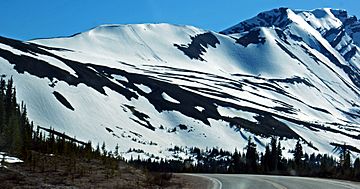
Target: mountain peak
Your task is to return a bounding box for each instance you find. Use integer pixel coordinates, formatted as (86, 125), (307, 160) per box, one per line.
(221, 8), (357, 35)
(221, 7), (293, 34)
(76, 23), (202, 38)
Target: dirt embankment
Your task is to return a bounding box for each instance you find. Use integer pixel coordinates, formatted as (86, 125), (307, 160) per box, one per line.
(0, 152), (184, 189)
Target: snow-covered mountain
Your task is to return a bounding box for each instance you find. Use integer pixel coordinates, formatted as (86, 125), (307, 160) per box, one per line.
(0, 7), (359, 160)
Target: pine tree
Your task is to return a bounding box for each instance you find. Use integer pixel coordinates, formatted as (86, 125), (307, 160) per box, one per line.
(263, 145), (271, 172)
(0, 78), (5, 133)
(3, 114), (22, 154)
(101, 142), (107, 156)
(5, 78), (13, 116)
(11, 115), (22, 154)
(294, 140), (303, 169)
(114, 143), (119, 159)
(270, 137), (278, 171)
(245, 137), (258, 173)
(340, 144), (351, 170)
(230, 148), (242, 173)
(277, 141), (283, 170)
(95, 143), (101, 157)
(11, 87), (17, 113)
(354, 158), (360, 180)
(4, 77), (13, 124)
(20, 103), (32, 158)
(0, 78), (5, 96)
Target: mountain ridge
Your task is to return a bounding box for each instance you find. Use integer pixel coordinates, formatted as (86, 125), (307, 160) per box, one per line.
(0, 7), (359, 161)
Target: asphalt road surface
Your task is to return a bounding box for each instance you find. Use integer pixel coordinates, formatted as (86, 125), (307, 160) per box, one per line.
(190, 174), (360, 189)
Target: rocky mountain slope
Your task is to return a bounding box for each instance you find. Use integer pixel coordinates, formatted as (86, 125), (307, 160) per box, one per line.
(0, 7), (359, 160)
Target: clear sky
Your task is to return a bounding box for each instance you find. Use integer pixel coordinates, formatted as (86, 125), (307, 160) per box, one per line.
(1, 0), (359, 40)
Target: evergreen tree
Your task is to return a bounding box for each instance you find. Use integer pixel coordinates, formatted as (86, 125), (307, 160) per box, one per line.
(344, 152), (351, 169)
(354, 158), (360, 179)
(245, 137), (258, 173)
(339, 144), (351, 170)
(95, 142), (101, 157)
(277, 141), (283, 170)
(11, 115), (22, 154)
(230, 148), (242, 173)
(0, 78), (5, 95)
(270, 137), (278, 171)
(4, 77), (13, 124)
(263, 145), (271, 172)
(355, 158), (360, 169)
(101, 142), (107, 156)
(294, 140), (303, 169)
(0, 78), (24, 155)
(3, 76), (360, 181)
(114, 143), (119, 159)
(11, 87), (17, 113)
(0, 78), (5, 132)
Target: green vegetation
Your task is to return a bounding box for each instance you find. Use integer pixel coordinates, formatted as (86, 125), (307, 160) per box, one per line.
(0, 77), (359, 186)
(130, 137), (360, 181)
(0, 78), (173, 188)
(0, 77), (103, 162)
(0, 77), (33, 157)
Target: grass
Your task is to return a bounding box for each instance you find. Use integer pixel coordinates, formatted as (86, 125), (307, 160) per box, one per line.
(0, 151), (179, 189)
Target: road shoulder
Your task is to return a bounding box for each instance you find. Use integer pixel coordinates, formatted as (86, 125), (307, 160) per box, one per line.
(166, 173), (216, 189)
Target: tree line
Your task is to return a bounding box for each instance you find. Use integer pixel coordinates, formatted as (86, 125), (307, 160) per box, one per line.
(0, 77), (359, 182)
(0, 77), (122, 166)
(130, 137), (360, 181)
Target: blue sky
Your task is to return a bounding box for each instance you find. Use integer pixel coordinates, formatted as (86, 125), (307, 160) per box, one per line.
(1, 0), (358, 40)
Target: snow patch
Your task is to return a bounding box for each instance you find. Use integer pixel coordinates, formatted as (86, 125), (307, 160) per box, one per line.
(134, 84), (152, 93)
(112, 74), (128, 82)
(195, 106), (205, 112)
(162, 92), (180, 104)
(217, 106), (258, 122)
(0, 152), (23, 164)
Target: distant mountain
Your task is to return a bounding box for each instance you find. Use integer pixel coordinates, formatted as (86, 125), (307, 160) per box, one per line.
(0, 7), (359, 160)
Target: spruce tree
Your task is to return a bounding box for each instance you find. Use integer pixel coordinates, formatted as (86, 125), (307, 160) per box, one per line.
(101, 142), (107, 156)
(294, 140), (303, 169)
(114, 143), (119, 159)
(0, 78), (5, 132)
(10, 115), (22, 154)
(270, 137), (278, 171)
(4, 77), (13, 124)
(264, 145), (271, 172)
(245, 137), (258, 173)
(277, 141), (283, 170)
(231, 148), (242, 173)
(340, 144), (351, 170)
(354, 158), (360, 180)
(95, 143), (101, 157)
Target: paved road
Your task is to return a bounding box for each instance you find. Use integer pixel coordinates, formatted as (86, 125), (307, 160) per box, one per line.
(189, 174), (360, 189)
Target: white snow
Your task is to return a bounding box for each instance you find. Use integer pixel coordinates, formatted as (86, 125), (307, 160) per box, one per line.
(195, 106), (205, 112)
(217, 106), (258, 122)
(134, 84), (152, 93)
(161, 92), (180, 104)
(0, 8), (358, 161)
(0, 152), (23, 164)
(112, 74), (128, 82)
